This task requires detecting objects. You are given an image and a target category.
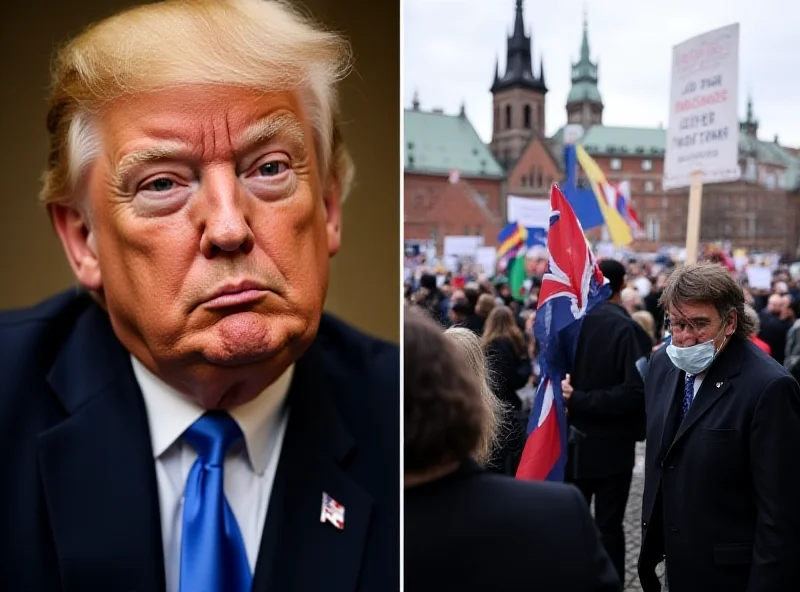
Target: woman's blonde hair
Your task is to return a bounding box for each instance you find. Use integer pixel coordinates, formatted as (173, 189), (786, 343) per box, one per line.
(41, 0), (354, 213)
(444, 327), (502, 465)
(632, 310), (656, 344)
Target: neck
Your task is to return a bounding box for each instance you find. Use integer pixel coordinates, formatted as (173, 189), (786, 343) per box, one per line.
(608, 292), (622, 304)
(404, 460), (461, 488)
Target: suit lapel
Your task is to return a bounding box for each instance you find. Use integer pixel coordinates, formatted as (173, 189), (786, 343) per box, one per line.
(664, 338), (745, 460)
(39, 304), (165, 592)
(657, 365), (682, 462)
(251, 338), (373, 592)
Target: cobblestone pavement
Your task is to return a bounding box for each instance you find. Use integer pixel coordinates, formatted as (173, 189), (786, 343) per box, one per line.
(616, 442), (665, 592)
(622, 442), (646, 591)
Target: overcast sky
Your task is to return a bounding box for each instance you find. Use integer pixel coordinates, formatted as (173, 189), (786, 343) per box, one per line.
(403, 0), (800, 147)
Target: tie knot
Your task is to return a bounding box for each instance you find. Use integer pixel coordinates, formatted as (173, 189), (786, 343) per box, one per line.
(685, 373), (696, 386)
(183, 412), (243, 466)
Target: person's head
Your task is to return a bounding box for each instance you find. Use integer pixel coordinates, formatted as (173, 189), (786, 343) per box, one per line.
(621, 287), (644, 314)
(448, 298), (471, 324)
(475, 293), (496, 317)
(482, 305), (525, 355)
(659, 262), (751, 350)
(404, 308), (488, 479)
(443, 327), (502, 466)
(599, 258), (626, 295)
(767, 293), (786, 315)
(632, 310), (656, 343)
(43, 0), (354, 409)
(744, 305), (760, 337)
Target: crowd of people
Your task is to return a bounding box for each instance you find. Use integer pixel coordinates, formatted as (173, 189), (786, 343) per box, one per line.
(405, 248), (800, 591)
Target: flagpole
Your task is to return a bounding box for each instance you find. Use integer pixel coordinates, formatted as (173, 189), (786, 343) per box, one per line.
(685, 169), (704, 264)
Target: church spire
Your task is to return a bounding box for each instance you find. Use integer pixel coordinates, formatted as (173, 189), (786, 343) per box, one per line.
(566, 12), (603, 128)
(490, 0), (546, 94)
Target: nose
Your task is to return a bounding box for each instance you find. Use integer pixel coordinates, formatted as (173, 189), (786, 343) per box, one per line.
(197, 171), (255, 258)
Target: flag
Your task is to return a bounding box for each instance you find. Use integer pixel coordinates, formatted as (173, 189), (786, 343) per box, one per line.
(561, 144), (605, 230)
(575, 144), (633, 247)
(508, 249), (527, 302)
(614, 181), (645, 238)
(497, 222), (528, 258)
(516, 183), (610, 482)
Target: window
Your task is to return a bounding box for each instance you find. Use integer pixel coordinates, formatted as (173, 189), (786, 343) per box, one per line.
(646, 217), (660, 242)
(524, 104), (531, 129)
(642, 159), (653, 171)
(464, 225), (470, 235)
(505, 105), (512, 129)
(494, 106), (500, 132)
(610, 158), (622, 170)
(476, 225), (483, 236)
(521, 176), (527, 187)
(644, 180), (655, 193)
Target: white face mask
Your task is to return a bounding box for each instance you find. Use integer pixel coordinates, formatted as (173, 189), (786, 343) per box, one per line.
(666, 324), (727, 376)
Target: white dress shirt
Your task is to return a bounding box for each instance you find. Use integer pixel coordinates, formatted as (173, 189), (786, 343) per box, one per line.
(131, 355), (293, 592)
(691, 370), (707, 401)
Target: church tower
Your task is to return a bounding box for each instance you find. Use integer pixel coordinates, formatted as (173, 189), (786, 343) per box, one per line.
(566, 14), (603, 130)
(489, 0), (548, 171)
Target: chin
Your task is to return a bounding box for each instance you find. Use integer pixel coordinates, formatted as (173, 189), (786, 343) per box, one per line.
(198, 310), (315, 366)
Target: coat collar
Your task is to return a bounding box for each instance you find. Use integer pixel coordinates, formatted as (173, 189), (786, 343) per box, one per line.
(40, 303), (166, 592)
(40, 302), (373, 592)
(250, 334), (374, 592)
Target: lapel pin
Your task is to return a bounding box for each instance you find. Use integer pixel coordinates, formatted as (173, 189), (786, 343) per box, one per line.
(320, 492), (345, 530)
(716, 382), (723, 388)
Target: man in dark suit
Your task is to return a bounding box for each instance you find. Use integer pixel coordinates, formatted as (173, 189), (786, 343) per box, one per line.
(561, 258), (652, 582)
(404, 307), (620, 591)
(638, 262), (800, 592)
(0, 2), (398, 591)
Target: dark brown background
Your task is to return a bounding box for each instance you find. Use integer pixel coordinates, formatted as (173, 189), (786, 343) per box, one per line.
(0, 0), (400, 342)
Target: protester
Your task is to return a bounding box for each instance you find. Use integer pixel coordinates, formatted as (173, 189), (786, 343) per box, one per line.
(561, 258), (653, 582)
(639, 262), (800, 592)
(404, 308), (622, 592)
(482, 306), (532, 475)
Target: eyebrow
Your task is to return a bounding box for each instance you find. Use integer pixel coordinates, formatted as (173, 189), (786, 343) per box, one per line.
(111, 113), (307, 191)
(237, 112), (306, 152)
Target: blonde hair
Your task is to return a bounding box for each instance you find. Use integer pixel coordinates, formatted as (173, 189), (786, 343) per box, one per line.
(41, 0), (355, 213)
(444, 327), (503, 465)
(632, 310), (656, 344)
(475, 293), (496, 316)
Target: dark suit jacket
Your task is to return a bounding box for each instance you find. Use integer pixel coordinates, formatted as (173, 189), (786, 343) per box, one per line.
(0, 289), (399, 592)
(638, 337), (800, 592)
(405, 460), (621, 591)
(567, 301), (652, 479)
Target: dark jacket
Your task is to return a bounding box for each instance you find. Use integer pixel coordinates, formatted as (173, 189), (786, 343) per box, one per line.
(485, 336), (531, 411)
(405, 460), (621, 592)
(566, 301), (652, 479)
(0, 289), (400, 592)
(638, 337), (800, 592)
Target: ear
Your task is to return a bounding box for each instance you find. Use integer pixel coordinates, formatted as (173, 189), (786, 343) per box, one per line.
(323, 180), (342, 257)
(51, 204), (102, 291)
(725, 310), (737, 338)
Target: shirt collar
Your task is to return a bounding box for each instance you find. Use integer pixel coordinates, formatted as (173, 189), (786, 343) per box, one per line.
(131, 355), (293, 475)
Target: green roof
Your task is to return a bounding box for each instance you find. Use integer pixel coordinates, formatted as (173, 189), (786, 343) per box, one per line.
(567, 80), (602, 105)
(579, 125), (667, 156)
(404, 109), (505, 178)
(548, 124), (800, 191)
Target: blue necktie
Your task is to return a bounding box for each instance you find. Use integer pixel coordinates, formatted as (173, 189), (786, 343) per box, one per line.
(681, 374), (696, 421)
(179, 412), (252, 592)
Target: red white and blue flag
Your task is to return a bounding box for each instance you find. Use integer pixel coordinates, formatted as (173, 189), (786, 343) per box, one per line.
(516, 183), (610, 482)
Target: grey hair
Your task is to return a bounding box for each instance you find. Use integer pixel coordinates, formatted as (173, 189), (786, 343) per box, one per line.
(443, 327), (505, 466)
(659, 261), (754, 339)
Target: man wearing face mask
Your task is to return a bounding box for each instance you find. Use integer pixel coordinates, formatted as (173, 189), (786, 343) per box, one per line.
(638, 262), (800, 592)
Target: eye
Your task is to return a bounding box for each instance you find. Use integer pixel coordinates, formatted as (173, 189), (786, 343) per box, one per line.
(256, 161), (288, 177)
(142, 178), (176, 192)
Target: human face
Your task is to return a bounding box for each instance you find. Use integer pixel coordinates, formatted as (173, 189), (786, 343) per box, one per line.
(667, 301), (735, 349)
(53, 86), (341, 408)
